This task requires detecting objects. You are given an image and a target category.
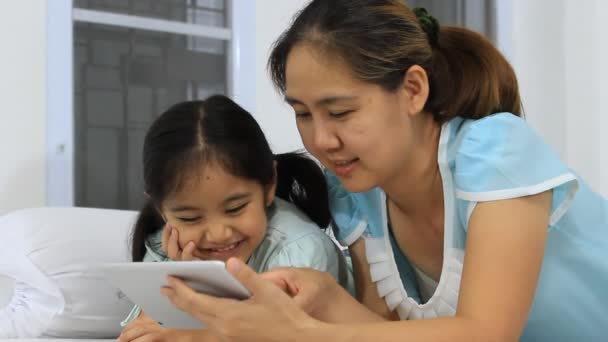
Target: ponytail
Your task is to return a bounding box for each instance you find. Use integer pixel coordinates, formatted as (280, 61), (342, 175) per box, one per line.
(130, 200), (165, 261)
(274, 152), (331, 229)
(426, 26), (523, 121)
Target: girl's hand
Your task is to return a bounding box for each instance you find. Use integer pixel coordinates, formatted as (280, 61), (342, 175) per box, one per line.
(161, 258), (322, 342)
(118, 320), (183, 342)
(161, 224), (200, 261)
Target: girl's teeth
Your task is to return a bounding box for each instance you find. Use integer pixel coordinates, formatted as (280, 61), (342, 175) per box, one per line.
(213, 242), (238, 252)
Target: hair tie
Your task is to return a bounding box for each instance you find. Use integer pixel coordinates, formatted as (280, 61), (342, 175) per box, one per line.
(413, 7), (439, 47)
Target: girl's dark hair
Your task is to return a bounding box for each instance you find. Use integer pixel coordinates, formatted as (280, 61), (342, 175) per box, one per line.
(131, 95), (330, 261)
(268, 0), (522, 121)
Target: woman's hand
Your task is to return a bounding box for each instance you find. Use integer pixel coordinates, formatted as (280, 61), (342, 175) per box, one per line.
(260, 267), (340, 321)
(161, 258), (323, 342)
(161, 224), (200, 261)
(262, 267), (385, 324)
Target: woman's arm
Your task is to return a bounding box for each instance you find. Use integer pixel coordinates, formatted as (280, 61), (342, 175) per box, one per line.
(349, 238), (400, 321)
(308, 191), (552, 342)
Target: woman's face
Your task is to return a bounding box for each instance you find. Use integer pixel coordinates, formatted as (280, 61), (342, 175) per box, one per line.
(160, 162), (275, 262)
(284, 44), (426, 192)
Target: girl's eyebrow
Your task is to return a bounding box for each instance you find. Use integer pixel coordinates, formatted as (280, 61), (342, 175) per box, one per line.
(170, 205), (200, 212)
(224, 192), (251, 204)
(167, 193), (251, 212)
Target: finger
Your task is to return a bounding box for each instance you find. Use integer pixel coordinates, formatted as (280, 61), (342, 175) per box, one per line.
(161, 277), (237, 321)
(260, 269), (300, 296)
(122, 322), (161, 335)
(166, 228), (181, 260)
(226, 257), (282, 299)
(182, 241), (198, 261)
(131, 333), (164, 342)
(119, 323), (161, 342)
(161, 224), (172, 254)
(161, 286), (220, 326)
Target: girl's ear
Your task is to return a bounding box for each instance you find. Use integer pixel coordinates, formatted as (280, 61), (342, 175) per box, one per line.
(265, 161), (278, 207)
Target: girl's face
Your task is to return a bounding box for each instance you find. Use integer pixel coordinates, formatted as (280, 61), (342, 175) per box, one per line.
(284, 44), (429, 192)
(160, 162), (275, 262)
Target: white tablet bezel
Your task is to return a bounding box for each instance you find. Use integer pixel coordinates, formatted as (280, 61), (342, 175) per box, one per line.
(98, 260), (250, 329)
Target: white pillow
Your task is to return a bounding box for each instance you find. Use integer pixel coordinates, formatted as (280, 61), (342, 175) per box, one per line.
(0, 274), (14, 308)
(0, 207), (138, 338)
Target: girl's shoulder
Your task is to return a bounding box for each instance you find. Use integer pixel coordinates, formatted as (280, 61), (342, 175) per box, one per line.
(265, 197), (331, 242)
(142, 229), (169, 262)
(252, 198), (353, 292)
(255, 197), (343, 265)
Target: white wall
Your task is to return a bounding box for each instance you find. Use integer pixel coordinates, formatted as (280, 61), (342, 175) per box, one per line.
(254, 0), (309, 153)
(2, 0), (606, 215)
(0, 1), (47, 215)
(501, 0), (608, 196)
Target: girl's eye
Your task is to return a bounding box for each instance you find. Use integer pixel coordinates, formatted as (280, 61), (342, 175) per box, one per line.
(226, 203), (248, 215)
(177, 216), (200, 223)
(329, 110), (353, 118)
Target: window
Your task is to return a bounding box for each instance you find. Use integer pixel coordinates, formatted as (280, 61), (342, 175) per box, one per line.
(46, 0), (255, 210)
(407, 0), (496, 42)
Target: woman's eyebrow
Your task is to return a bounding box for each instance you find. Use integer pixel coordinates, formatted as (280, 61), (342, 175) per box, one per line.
(285, 95), (357, 106)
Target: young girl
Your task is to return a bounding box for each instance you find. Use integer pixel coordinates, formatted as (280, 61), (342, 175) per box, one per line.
(161, 1), (608, 341)
(118, 95), (353, 342)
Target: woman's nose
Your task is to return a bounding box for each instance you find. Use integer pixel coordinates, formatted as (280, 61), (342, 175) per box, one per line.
(313, 119), (341, 152)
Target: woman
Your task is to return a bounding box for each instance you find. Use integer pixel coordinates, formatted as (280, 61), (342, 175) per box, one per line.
(161, 1), (608, 340)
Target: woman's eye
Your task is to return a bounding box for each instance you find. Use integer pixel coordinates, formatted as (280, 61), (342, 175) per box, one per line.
(226, 203), (248, 215)
(295, 112), (311, 119)
(329, 110), (353, 118)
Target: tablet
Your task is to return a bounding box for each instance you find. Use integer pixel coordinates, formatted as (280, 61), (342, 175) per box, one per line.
(98, 260), (250, 329)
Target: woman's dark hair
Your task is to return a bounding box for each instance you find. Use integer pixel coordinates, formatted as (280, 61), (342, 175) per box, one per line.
(131, 95), (330, 261)
(268, 0), (522, 121)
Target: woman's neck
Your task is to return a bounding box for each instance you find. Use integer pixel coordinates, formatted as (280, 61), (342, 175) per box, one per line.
(382, 116), (443, 222)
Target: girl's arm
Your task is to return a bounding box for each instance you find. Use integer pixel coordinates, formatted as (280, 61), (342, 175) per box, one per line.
(119, 311), (221, 342)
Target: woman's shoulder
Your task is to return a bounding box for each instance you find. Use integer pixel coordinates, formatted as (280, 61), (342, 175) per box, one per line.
(448, 112), (528, 145)
(324, 169), (386, 245)
(447, 112), (568, 189)
(446, 113), (579, 229)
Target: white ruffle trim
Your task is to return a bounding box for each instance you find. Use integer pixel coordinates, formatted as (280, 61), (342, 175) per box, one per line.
(366, 237), (464, 320)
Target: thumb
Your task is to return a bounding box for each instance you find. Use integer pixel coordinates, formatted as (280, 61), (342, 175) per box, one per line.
(226, 257), (276, 298)
(261, 269), (300, 297)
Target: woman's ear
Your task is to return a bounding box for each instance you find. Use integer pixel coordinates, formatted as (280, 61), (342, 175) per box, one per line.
(265, 161), (278, 207)
(399, 64), (430, 116)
